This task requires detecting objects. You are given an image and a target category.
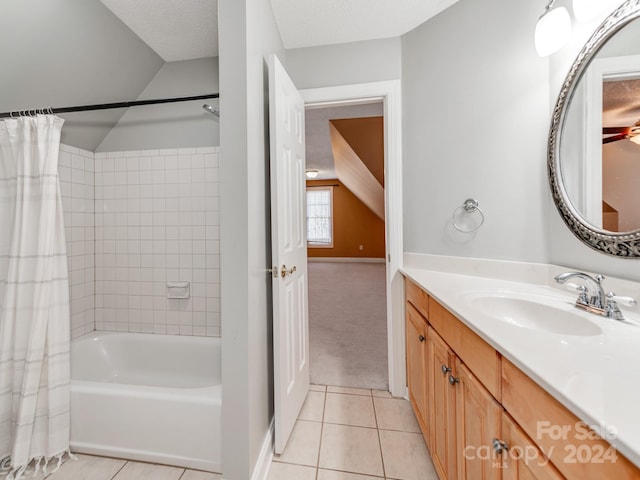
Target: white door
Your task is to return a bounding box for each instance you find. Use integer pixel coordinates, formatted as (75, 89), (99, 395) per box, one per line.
(268, 54), (310, 454)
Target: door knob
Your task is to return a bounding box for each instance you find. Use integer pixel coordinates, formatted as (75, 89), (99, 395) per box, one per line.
(419, 335), (426, 342)
(441, 365), (451, 375)
(448, 375), (460, 386)
(280, 264), (297, 278)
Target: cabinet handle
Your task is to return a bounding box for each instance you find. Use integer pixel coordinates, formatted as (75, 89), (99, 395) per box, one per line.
(441, 365), (451, 375)
(448, 375), (459, 386)
(492, 438), (509, 454)
(419, 335), (426, 342)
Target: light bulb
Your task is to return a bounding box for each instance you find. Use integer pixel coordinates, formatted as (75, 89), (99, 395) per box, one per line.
(535, 5), (572, 57)
(305, 169), (319, 178)
(573, 0), (621, 23)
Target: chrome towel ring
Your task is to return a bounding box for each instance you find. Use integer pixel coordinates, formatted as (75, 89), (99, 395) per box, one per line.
(452, 198), (485, 233)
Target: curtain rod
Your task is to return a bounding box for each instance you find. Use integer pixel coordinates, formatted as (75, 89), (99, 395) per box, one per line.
(0, 93), (220, 119)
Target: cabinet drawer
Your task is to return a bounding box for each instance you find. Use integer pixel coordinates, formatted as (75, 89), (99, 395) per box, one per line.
(406, 278), (429, 319)
(502, 359), (640, 480)
(429, 297), (501, 401)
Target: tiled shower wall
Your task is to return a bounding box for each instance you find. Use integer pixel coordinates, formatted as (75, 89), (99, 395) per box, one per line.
(58, 144), (95, 340)
(93, 147), (221, 336)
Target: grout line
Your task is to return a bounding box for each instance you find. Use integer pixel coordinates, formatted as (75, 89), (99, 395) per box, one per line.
(110, 460), (128, 480)
(372, 396), (387, 480)
(315, 387), (328, 474)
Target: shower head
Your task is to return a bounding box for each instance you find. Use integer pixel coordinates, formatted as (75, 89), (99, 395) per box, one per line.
(202, 104), (220, 118)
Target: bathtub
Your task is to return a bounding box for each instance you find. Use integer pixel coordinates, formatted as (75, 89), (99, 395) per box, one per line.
(70, 332), (221, 473)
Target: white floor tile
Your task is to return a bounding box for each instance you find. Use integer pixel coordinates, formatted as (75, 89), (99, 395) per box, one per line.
(324, 393), (376, 428)
(317, 468), (384, 479)
(374, 397), (421, 433)
(371, 390), (392, 398)
(112, 461), (183, 480)
(273, 420), (322, 467)
(310, 384), (327, 392)
(318, 424), (383, 477)
(267, 462), (316, 480)
(327, 386), (372, 396)
(298, 390), (326, 422)
(379, 430), (437, 480)
(180, 470), (222, 480)
(46, 454), (126, 480)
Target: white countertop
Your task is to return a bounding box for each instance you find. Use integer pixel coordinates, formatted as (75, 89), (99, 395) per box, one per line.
(401, 264), (640, 467)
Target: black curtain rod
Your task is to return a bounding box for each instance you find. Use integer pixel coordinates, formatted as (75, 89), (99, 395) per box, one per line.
(0, 93), (220, 119)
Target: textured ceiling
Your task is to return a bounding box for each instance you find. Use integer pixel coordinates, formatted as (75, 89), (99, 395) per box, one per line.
(99, 0), (460, 61)
(99, 0), (218, 61)
(270, 0), (461, 49)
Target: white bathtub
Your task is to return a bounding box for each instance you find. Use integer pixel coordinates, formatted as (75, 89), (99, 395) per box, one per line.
(70, 332), (221, 473)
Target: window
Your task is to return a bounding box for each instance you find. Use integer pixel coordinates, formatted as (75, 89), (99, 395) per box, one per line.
(306, 187), (333, 247)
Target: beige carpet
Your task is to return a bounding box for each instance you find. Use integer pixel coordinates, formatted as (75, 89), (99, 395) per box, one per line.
(308, 261), (388, 390)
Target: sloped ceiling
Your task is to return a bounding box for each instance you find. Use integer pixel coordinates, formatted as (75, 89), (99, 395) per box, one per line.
(306, 103), (383, 179)
(0, 0), (164, 151)
(270, 0), (461, 49)
(99, 0), (218, 61)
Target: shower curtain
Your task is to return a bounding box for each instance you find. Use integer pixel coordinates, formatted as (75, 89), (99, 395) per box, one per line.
(0, 115), (72, 479)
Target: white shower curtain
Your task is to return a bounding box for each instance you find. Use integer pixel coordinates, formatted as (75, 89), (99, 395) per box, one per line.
(0, 115), (72, 479)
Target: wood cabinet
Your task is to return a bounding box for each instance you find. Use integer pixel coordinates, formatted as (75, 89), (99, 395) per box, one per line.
(406, 302), (429, 442)
(501, 412), (564, 480)
(429, 327), (458, 480)
(404, 276), (640, 480)
(455, 359), (502, 480)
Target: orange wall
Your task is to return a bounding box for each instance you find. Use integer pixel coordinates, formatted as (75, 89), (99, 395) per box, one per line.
(331, 117), (384, 185)
(307, 179), (386, 258)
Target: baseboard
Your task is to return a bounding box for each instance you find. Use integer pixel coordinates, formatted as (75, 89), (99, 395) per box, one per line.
(249, 418), (274, 480)
(308, 257), (385, 263)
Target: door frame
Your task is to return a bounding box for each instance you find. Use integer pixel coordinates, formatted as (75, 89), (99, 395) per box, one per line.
(300, 80), (406, 398)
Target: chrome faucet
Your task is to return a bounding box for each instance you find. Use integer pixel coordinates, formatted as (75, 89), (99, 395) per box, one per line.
(554, 272), (606, 310)
(554, 271), (636, 321)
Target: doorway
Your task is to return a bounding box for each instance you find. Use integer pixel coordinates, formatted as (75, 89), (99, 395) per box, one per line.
(300, 81), (405, 398)
(304, 103), (388, 390)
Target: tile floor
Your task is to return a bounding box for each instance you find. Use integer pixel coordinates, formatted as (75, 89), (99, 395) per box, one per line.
(268, 385), (438, 480)
(2, 386), (435, 480)
(0, 455), (220, 480)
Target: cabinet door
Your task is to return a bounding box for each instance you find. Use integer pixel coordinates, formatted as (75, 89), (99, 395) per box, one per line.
(455, 359), (502, 480)
(429, 327), (458, 480)
(406, 303), (429, 440)
(501, 413), (563, 480)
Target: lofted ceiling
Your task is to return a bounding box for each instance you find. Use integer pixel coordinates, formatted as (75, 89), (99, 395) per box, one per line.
(99, 0), (219, 61)
(99, 0), (460, 61)
(306, 103), (383, 179)
(270, 0), (461, 49)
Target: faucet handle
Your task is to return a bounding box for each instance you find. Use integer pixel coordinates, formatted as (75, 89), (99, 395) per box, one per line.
(595, 274), (606, 284)
(605, 292), (625, 321)
(576, 285), (589, 305)
(606, 292), (637, 308)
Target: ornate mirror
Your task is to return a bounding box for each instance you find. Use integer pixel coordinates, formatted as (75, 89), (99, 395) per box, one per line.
(550, 0), (640, 256)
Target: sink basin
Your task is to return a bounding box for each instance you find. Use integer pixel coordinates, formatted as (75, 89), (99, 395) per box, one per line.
(468, 294), (603, 337)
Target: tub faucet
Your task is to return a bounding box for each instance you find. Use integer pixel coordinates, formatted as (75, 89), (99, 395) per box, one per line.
(554, 271), (606, 311)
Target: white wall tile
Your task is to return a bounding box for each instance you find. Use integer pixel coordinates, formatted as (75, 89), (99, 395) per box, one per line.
(94, 148), (220, 337)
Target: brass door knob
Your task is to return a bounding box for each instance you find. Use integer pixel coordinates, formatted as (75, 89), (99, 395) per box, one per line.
(280, 264), (297, 278)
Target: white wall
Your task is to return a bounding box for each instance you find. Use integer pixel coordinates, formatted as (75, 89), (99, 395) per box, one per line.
(285, 37), (402, 89)
(93, 147), (221, 337)
(402, 0), (550, 262)
(547, 0), (640, 280)
(219, 0), (284, 477)
(97, 58), (220, 152)
(59, 144), (96, 339)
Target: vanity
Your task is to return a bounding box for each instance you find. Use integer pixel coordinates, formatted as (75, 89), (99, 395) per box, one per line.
(402, 263), (640, 480)
(399, 1), (640, 478)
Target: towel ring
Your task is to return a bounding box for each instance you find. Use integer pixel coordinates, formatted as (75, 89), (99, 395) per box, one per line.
(452, 198), (485, 233)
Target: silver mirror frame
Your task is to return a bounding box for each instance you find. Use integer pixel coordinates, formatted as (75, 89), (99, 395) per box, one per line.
(549, 0), (640, 257)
